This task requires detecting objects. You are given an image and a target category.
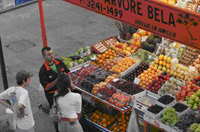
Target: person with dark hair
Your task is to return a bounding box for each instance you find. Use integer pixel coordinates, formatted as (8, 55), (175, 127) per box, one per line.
(39, 46), (70, 132)
(0, 70), (35, 132)
(55, 74), (83, 132)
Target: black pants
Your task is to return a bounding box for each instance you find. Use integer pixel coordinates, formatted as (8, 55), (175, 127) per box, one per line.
(45, 92), (59, 132)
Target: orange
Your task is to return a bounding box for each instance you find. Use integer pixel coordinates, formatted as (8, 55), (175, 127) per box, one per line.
(141, 77), (145, 80)
(99, 59), (103, 64)
(102, 118), (106, 123)
(148, 73), (152, 76)
(105, 51), (109, 55)
(148, 80), (152, 83)
(144, 74), (148, 78)
(98, 54), (102, 58)
(107, 121), (111, 126)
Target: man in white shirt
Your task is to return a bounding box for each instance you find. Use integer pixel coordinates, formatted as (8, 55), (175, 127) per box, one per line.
(0, 70), (35, 132)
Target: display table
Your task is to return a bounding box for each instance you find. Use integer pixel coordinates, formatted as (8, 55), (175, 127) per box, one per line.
(75, 86), (131, 132)
(144, 114), (178, 132)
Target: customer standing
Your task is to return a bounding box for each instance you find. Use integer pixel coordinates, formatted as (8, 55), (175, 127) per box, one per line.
(55, 74), (83, 132)
(0, 70), (35, 132)
(39, 47), (70, 132)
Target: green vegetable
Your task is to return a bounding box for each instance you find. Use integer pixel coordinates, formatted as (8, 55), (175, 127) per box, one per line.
(161, 108), (179, 126)
(190, 123), (199, 132)
(195, 126), (200, 132)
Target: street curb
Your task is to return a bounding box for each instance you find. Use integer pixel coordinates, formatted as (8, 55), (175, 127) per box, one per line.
(0, 0), (44, 15)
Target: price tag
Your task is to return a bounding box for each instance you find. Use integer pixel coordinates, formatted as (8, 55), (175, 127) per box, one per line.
(148, 55), (152, 59)
(113, 78), (119, 82)
(134, 78), (140, 85)
(142, 36), (146, 42)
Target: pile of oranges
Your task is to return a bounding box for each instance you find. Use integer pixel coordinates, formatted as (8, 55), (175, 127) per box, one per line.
(111, 57), (137, 74)
(138, 65), (162, 88)
(91, 49), (118, 67)
(109, 111), (131, 132)
(89, 110), (116, 128)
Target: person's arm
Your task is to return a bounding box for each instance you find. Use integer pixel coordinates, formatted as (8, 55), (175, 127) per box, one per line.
(44, 79), (57, 91)
(39, 70), (57, 91)
(76, 94), (82, 120)
(17, 104), (27, 119)
(0, 89), (13, 111)
(0, 99), (13, 111)
(17, 91), (29, 119)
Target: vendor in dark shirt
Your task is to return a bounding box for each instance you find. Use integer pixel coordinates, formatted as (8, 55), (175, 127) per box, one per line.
(39, 47), (70, 107)
(39, 47), (70, 132)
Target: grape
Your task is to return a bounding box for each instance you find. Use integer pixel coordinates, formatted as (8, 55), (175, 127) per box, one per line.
(190, 123), (199, 132)
(161, 108), (179, 126)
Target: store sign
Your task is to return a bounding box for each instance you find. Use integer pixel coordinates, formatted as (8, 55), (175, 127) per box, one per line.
(63, 0), (200, 49)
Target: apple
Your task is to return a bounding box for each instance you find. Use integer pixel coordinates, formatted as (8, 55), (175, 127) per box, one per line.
(182, 86), (187, 90)
(181, 92), (186, 98)
(186, 88), (192, 93)
(176, 94), (181, 100)
(195, 98), (200, 103)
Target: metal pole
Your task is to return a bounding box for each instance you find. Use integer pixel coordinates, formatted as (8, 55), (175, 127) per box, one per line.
(0, 37), (8, 90)
(38, 0), (48, 47)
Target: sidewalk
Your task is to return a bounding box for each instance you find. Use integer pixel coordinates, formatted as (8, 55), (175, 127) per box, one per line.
(0, 0), (117, 131)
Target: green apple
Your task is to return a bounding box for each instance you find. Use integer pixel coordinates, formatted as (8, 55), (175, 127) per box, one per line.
(195, 97), (200, 103)
(158, 66), (162, 70)
(193, 105), (198, 110)
(162, 67), (167, 72)
(191, 95), (196, 100)
(189, 104), (193, 108)
(197, 91), (200, 97)
(188, 100), (194, 105)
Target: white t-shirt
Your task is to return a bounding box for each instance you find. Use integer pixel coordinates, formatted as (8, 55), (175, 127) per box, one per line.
(57, 92), (82, 119)
(0, 86), (35, 130)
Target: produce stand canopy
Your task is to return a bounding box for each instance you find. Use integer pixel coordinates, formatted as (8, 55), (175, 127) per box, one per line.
(62, 0), (200, 50)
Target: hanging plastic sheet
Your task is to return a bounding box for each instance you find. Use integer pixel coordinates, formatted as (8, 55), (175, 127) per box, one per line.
(127, 108), (140, 132)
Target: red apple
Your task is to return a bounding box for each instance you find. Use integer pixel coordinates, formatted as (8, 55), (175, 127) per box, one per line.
(182, 90), (186, 94)
(182, 86), (187, 90)
(186, 88), (192, 93)
(187, 84), (192, 89)
(193, 86), (198, 92)
(181, 92), (186, 98)
(176, 94), (181, 100)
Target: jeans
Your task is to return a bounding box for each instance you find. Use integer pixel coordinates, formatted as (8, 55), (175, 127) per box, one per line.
(58, 120), (83, 132)
(14, 127), (35, 132)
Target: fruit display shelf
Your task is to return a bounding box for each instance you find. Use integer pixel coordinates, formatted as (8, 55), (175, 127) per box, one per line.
(172, 102), (190, 117)
(145, 104), (164, 120)
(74, 85), (131, 132)
(122, 62), (149, 83)
(155, 94), (176, 108)
(86, 118), (111, 132)
(109, 79), (144, 96)
(119, 58), (142, 77)
(74, 85), (132, 112)
(132, 90), (160, 113)
(144, 114), (178, 132)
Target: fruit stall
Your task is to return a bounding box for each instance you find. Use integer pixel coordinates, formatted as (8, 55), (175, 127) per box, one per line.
(59, 23), (200, 131)
(37, 0), (200, 131)
(58, 1), (200, 130)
